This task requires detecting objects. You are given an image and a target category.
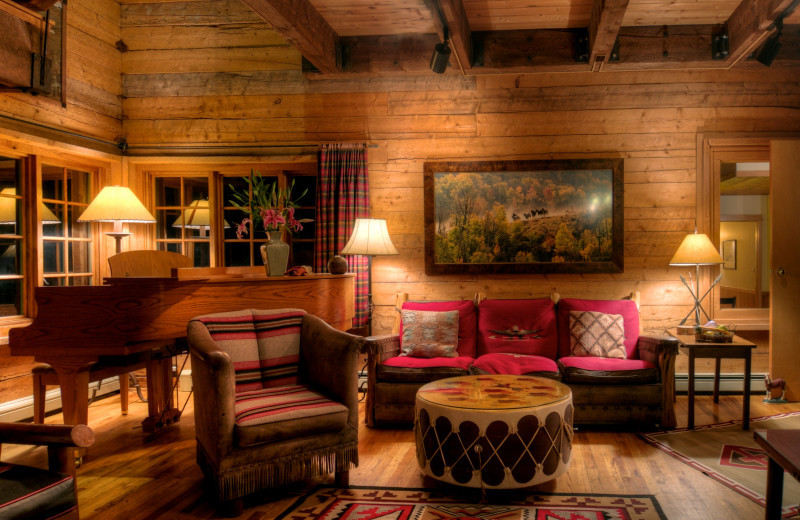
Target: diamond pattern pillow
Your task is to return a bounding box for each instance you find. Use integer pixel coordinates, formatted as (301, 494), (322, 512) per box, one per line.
(400, 309), (459, 358)
(568, 310), (627, 359)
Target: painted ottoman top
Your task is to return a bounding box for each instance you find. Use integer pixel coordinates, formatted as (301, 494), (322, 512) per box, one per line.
(416, 374), (571, 410)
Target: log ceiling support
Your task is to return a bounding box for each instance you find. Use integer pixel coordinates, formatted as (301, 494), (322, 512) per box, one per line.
(589, 0), (630, 71)
(241, 0), (341, 74)
(243, 0), (799, 78)
(725, 0), (796, 64)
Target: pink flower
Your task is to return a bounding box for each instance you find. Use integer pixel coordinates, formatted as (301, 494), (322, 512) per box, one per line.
(235, 218), (251, 239)
(260, 208), (286, 230)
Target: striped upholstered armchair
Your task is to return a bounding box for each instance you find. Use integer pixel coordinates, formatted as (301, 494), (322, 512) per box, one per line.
(187, 308), (364, 516)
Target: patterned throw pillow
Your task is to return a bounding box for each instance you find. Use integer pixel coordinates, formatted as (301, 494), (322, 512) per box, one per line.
(400, 309), (459, 358)
(568, 310), (627, 359)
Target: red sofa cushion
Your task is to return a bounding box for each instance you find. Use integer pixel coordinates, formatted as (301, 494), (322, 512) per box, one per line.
(557, 298), (640, 359)
(558, 356), (658, 384)
(477, 298), (558, 358)
(471, 353), (559, 376)
(401, 301), (477, 357)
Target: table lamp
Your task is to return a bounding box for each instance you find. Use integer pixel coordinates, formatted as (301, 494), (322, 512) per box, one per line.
(669, 229), (724, 333)
(340, 218), (398, 334)
(171, 198), (229, 237)
(0, 187), (60, 225)
(78, 186), (156, 254)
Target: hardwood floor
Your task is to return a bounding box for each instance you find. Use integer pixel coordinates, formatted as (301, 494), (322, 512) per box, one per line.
(4, 388), (799, 519)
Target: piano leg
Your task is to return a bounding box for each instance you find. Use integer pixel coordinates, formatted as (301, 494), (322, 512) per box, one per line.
(51, 362), (94, 426)
(142, 353), (181, 433)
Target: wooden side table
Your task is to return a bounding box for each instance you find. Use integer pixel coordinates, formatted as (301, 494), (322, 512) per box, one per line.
(753, 429), (800, 519)
(673, 333), (756, 430)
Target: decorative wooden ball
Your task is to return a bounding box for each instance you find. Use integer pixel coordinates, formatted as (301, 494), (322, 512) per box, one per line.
(327, 255), (348, 274)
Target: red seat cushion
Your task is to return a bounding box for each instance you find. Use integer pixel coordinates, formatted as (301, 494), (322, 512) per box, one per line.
(558, 356), (658, 384)
(471, 353), (559, 376)
(477, 298), (558, 358)
(557, 298), (640, 359)
(401, 301), (477, 357)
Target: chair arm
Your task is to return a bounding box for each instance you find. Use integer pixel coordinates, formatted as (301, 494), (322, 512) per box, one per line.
(638, 334), (680, 366)
(301, 314), (365, 427)
(0, 423), (94, 449)
(638, 334), (679, 429)
(187, 320), (237, 458)
(0, 423), (94, 476)
(364, 334), (400, 361)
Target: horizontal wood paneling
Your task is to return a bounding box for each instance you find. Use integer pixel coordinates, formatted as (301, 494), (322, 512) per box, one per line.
(0, 0), (122, 142)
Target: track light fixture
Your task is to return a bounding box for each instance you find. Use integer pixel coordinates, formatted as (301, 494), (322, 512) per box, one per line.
(756, 17), (783, 66)
(429, 0), (451, 74)
(430, 42), (451, 74)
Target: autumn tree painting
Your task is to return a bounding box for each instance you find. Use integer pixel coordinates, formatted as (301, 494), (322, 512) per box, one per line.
(424, 160), (623, 274)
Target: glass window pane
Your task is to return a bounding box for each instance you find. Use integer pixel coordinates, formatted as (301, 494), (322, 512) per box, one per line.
(158, 242), (182, 254)
(43, 277), (64, 287)
(0, 196), (19, 233)
(68, 276), (92, 286)
(156, 177), (181, 207)
(0, 279), (21, 316)
(0, 239), (20, 274)
(68, 241), (91, 273)
(42, 165), (63, 200)
(159, 209), (182, 239)
(290, 176), (316, 207)
(183, 177), (208, 206)
(191, 242), (210, 267)
(66, 169), (90, 204)
(42, 203), (64, 237)
(43, 241), (65, 273)
(224, 241), (254, 267)
(292, 208), (315, 240)
(292, 242), (314, 268)
(68, 205), (89, 238)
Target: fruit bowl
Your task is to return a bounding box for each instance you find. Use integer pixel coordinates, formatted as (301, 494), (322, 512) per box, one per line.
(694, 326), (734, 343)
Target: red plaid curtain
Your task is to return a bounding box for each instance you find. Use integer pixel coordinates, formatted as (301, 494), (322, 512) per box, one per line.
(315, 143), (370, 329)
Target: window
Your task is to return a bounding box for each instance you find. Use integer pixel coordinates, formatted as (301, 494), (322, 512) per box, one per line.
(0, 156), (22, 316)
(41, 165), (93, 287)
(154, 176), (211, 267)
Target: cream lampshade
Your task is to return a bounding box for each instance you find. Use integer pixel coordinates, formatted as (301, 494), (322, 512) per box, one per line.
(0, 187), (60, 225)
(340, 218), (398, 334)
(78, 186), (156, 254)
(669, 229), (724, 330)
(171, 199), (230, 235)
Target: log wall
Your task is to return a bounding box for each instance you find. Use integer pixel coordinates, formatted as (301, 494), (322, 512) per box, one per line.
(0, 0), (122, 143)
(119, 0), (800, 337)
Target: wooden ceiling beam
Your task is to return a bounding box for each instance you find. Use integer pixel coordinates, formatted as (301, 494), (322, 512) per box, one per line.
(726, 0), (796, 64)
(589, 0), (630, 71)
(435, 0), (474, 70)
(242, 0), (340, 74)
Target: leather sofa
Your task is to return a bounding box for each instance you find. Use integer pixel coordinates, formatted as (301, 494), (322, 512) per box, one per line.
(365, 292), (678, 430)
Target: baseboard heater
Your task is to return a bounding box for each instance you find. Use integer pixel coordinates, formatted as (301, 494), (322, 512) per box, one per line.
(0, 377), (121, 423)
(675, 372), (766, 394)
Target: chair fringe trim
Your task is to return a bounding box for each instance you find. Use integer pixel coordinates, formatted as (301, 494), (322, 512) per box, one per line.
(204, 442), (359, 501)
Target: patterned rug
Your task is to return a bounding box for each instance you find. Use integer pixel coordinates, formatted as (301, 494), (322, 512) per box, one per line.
(641, 411), (800, 518)
(274, 485), (668, 520)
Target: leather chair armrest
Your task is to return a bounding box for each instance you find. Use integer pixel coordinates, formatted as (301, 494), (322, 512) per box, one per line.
(365, 335), (400, 361)
(187, 320), (237, 457)
(638, 334), (679, 428)
(301, 314), (365, 428)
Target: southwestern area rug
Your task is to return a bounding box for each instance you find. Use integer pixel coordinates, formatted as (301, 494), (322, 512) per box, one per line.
(274, 485), (668, 520)
(641, 411), (800, 518)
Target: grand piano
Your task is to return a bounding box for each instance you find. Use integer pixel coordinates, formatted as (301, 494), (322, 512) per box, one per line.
(9, 268), (355, 432)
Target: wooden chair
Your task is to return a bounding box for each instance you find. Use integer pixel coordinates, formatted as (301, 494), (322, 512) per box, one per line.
(31, 250), (192, 422)
(108, 250), (193, 277)
(0, 423), (94, 519)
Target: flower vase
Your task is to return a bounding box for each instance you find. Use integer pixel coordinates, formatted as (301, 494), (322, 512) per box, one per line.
(260, 231), (290, 276)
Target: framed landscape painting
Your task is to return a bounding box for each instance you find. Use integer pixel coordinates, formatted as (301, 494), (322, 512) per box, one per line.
(423, 159), (624, 274)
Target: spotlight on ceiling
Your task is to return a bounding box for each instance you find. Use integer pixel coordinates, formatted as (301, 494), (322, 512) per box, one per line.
(756, 18), (783, 67)
(430, 42), (451, 74)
